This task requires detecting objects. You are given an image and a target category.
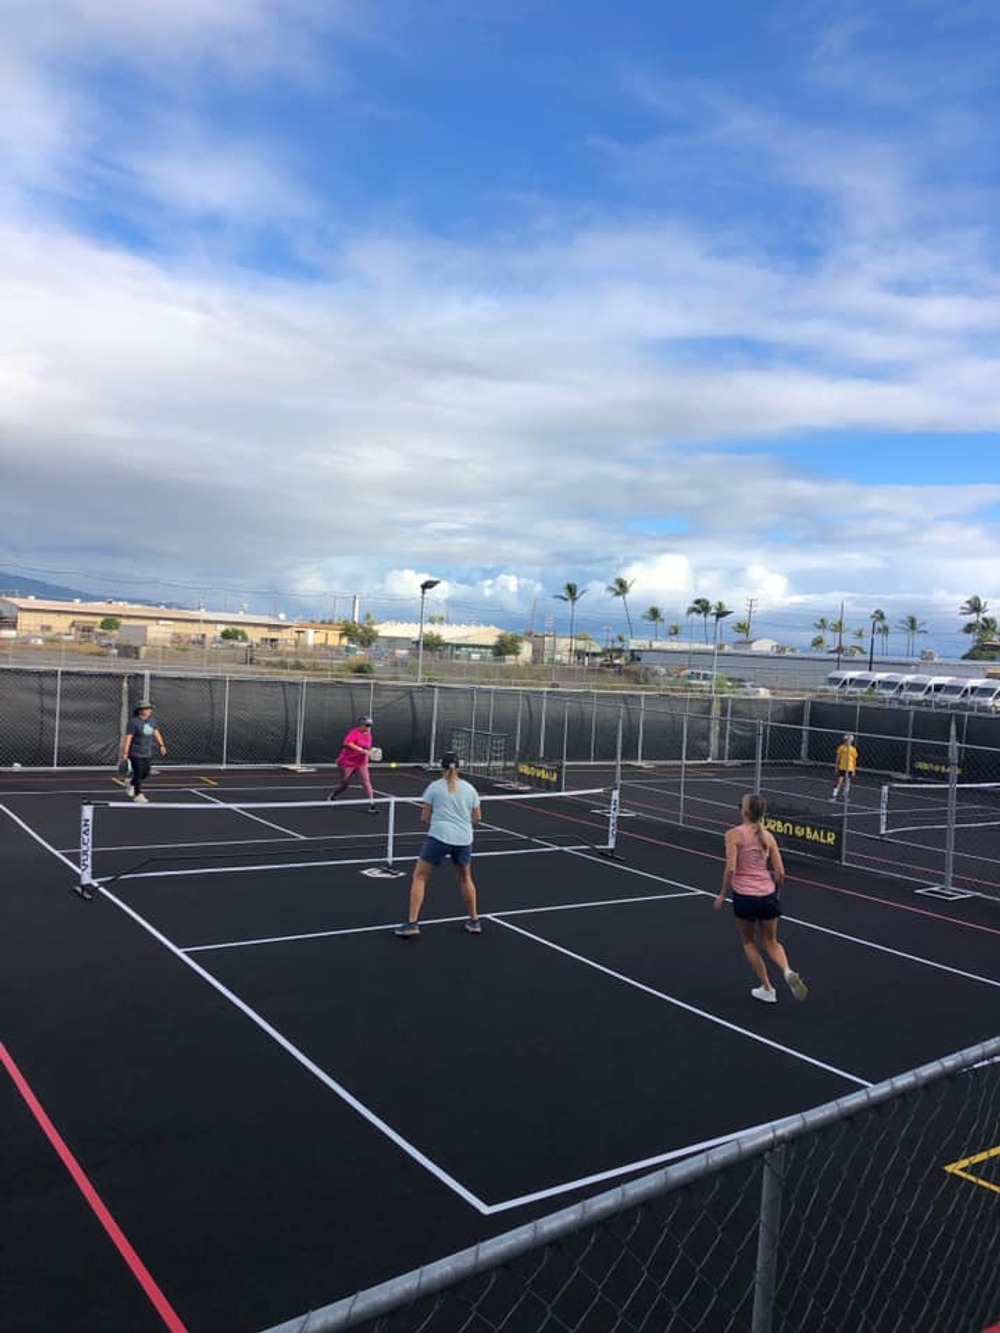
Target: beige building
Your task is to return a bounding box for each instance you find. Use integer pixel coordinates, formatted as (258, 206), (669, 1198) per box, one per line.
(375, 622), (532, 662)
(0, 596), (297, 647)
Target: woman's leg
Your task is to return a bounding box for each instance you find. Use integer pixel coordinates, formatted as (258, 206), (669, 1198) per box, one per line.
(406, 859), (434, 923)
(454, 861), (479, 921)
(329, 764), (352, 798)
(759, 919), (791, 973)
(359, 764), (374, 801)
(737, 919), (772, 990)
(760, 921), (807, 997)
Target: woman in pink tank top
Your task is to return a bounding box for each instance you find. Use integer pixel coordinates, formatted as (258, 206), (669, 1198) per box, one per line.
(714, 793), (808, 1005)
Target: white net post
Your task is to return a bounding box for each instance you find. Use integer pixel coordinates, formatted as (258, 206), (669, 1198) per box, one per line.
(385, 797), (397, 868)
(943, 719), (959, 891)
(605, 785), (621, 856)
(77, 803), (95, 897)
(879, 783), (889, 836)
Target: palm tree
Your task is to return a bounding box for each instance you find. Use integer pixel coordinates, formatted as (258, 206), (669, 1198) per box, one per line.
(712, 602), (733, 637)
(687, 597), (712, 642)
(869, 607), (887, 665)
(642, 605), (665, 640)
(810, 634), (826, 650)
(975, 615), (999, 644)
(667, 622), (681, 642)
(897, 614), (928, 657)
(960, 595), (989, 637)
(877, 621), (890, 654)
(733, 618), (751, 642)
(554, 582), (587, 665)
(608, 576), (635, 645)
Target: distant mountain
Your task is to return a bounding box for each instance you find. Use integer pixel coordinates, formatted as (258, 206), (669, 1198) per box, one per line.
(0, 572), (102, 602)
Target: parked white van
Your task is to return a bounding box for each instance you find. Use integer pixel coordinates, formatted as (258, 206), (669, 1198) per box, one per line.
(871, 672), (908, 698)
(933, 678), (988, 707)
(842, 672), (880, 696)
(965, 680), (1000, 711)
(894, 675), (959, 703)
(680, 668), (719, 688)
(825, 670), (867, 694)
(896, 675), (962, 704)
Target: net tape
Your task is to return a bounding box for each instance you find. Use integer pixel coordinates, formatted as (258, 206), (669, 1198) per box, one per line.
(76, 788), (613, 895)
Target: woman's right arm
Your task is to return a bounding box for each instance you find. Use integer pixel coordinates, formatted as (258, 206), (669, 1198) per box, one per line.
(767, 832), (786, 887)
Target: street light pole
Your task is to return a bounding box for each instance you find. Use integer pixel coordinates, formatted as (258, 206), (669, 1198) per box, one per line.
(416, 578), (440, 684)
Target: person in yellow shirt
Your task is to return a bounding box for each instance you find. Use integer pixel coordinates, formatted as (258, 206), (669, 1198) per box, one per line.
(831, 733), (858, 800)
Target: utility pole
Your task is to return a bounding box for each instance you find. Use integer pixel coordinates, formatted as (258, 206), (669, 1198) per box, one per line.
(835, 599), (845, 669)
(745, 596), (758, 642)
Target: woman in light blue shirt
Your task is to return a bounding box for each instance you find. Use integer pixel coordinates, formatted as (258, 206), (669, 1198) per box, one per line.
(394, 753), (481, 937)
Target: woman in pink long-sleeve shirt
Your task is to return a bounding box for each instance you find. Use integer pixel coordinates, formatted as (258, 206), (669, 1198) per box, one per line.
(714, 792), (808, 1005)
(328, 716), (376, 811)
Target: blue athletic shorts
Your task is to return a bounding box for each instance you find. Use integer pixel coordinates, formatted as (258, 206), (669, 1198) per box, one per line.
(732, 891), (782, 921)
(419, 836), (472, 867)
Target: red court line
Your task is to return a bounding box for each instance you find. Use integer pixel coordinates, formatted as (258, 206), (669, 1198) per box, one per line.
(1, 1042), (189, 1333)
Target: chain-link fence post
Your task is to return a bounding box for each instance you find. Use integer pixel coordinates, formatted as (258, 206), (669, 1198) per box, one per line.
(751, 1143), (787, 1333)
(221, 676), (231, 767)
(427, 687), (439, 767)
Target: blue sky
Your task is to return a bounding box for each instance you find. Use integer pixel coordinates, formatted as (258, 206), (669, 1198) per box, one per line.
(1, 0), (999, 658)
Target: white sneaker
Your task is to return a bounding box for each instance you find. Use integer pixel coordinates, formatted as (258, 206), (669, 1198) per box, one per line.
(125, 782), (135, 798)
(785, 971), (808, 1001)
(133, 793), (149, 803)
(752, 986), (777, 1004)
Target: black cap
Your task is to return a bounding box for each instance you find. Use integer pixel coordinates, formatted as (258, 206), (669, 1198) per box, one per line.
(441, 751), (460, 768)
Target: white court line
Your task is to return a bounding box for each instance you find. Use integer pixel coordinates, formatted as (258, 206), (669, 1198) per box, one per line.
(183, 892), (699, 954)
(493, 916), (872, 1089)
(10, 800), (995, 1217)
(189, 788), (309, 840)
(483, 1116), (788, 1214)
(0, 804), (491, 1215)
(95, 884), (490, 1213)
(775, 915), (1000, 990)
(2, 804), (82, 876)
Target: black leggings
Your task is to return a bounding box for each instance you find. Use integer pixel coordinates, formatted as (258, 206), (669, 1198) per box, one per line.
(130, 755), (152, 794)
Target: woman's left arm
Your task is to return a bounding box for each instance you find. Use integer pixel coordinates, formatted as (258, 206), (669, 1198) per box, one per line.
(715, 830), (737, 908)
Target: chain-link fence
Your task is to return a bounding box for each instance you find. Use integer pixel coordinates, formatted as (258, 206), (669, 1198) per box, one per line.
(256, 1037), (1000, 1333)
(4, 667), (1000, 896)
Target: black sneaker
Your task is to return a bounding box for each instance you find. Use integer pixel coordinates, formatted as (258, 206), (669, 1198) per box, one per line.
(394, 922), (420, 938)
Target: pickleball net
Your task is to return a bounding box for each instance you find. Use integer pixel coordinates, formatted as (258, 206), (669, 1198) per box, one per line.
(878, 781), (1000, 836)
(76, 786), (620, 896)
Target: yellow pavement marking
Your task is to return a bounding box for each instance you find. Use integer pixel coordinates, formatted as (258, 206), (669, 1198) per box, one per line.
(944, 1143), (1000, 1196)
(200, 775), (218, 786)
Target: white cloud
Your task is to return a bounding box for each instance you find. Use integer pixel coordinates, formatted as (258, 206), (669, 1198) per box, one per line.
(1, 1), (999, 653)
